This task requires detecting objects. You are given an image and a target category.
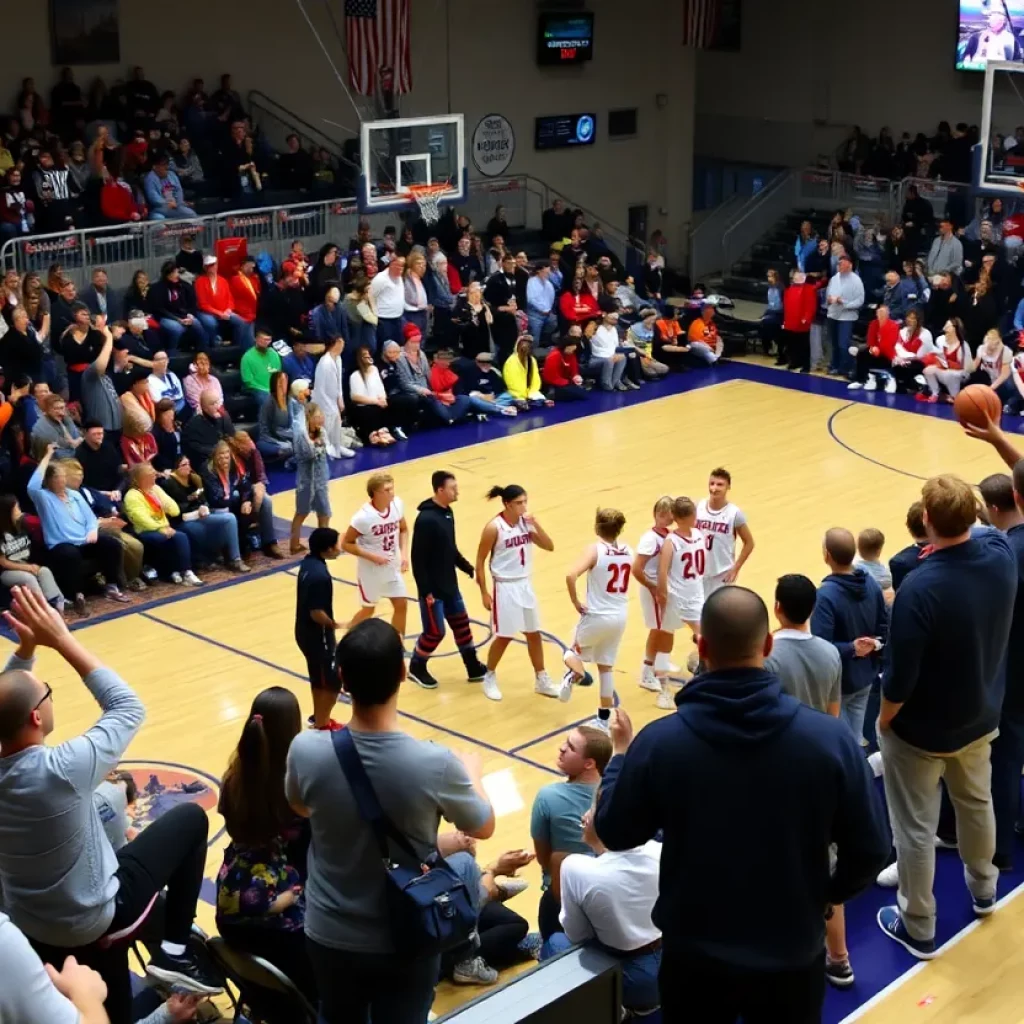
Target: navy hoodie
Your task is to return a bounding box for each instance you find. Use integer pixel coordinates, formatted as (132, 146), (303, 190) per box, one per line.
(811, 569), (888, 695)
(595, 669), (889, 971)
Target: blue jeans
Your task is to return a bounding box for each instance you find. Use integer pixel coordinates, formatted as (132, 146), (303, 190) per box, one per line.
(588, 355), (626, 390)
(542, 933), (661, 1012)
(426, 394), (471, 424)
(463, 394), (507, 416)
(257, 437), (293, 462)
(179, 511), (240, 563)
(159, 317), (210, 353)
(828, 319), (855, 375)
(841, 686), (871, 746)
(137, 529), (192, 576)
(528, 310), (557, 342)
(307, 936), (440, 1024)
(991, 707), (1024, 863)
(197, 311), (255, 350)
(149, 205), (198, 221)
(377, 316), (404, 347)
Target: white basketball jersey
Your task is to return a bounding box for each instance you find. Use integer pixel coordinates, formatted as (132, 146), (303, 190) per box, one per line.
(636, 527), (669, 587)
(665, 530), (707, 603)
(585, 541), (634, 616)
(695, 499), (741, 577)
(350, 497), (404, 569)
(490, 514), (533, 580)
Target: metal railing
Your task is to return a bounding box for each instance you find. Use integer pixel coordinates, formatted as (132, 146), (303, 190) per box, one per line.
(720, 170), (799, 276)
(247, 90), (360, 173)
(689, 191), (761, 282)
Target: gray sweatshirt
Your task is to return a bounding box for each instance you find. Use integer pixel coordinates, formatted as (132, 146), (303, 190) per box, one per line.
(825, 271), (865, 322)
(395, 350), (431, 398)
(0, 652), (146, 946)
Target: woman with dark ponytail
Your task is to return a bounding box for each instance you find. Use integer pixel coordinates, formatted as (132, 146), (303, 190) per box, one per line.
(474, 484), (557, 701)
(216, 687), (316, 996)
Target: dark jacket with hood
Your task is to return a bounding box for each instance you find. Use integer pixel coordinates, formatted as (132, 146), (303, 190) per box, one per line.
(410, 497), (474, 601)
(811, 568), (888, 695)
(594, 668), (888, 970)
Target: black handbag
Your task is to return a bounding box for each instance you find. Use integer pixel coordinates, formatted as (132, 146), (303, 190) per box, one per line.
(331, 728), (477, 956)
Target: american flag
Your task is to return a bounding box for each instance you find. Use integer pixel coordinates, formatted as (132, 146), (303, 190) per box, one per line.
(682, 0), (721, 48)
(345, 0), (412, 97)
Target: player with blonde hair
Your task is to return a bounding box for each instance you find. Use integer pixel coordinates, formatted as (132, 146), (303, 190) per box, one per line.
(560, 508), (633, 727)
(341, 472), (409, 635)
(656, 497), (706, 710)
(633, 495), (676, 694)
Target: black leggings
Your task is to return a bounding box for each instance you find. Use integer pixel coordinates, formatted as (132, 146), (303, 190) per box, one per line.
(785, 330), (810, 372)
(29, 802), (209, 1024)
(348, 400), (389, 441)
(46, 533), (125, 596)
(441, 900), (530, 977)
(854, 349), (891, 383)
(550, 383), (589, 402)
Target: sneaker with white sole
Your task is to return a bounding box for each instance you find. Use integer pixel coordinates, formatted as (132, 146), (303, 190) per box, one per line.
(496, 877), (530, 901)
(452, 957), (499, 985)
(973, 893), (997, 916)
(876, 906), (936, 959)
(847, 381), (864, 390)
(884, 376), (897, 394)
(667, 661), (681, 674)
(639, 667), (662, 692)
(338, 447), (356, 459)
(182, 570), (203, 586)
(847, 345), (860, 357)
(482, 671), (503, 701)
(863, 376), (877, 391)
(686, 650), (700, 674)
(534, 672), (561, 698)
(517, 931), (543, 960)
(170, 571), (184, 585)
(587, 715), (611, 733)
(655, 689), (676, 710)
(558, 668), (578, 703)
(876, 861), (899, 887)
(825, 956), (855, 989)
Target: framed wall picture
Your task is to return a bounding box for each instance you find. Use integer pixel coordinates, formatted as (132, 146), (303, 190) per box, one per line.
(50, 0), (121, 65)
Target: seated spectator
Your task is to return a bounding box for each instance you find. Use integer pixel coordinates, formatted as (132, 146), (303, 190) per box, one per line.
(454, 349), (518, 416)
(217, 686), (314, 995)
(172, 137), (204, 189)
(880, 268), (916, 323)
(429, 348), (477, 422)
(76, 421), (123, 493)
(118, 313), (157, 369)
(376, 341), (420, 434)
(120, 368), (156, 436)
(559, 274), (600, 329)
(276, 133), (314, 191)
(970, 328), (1015, 405)
(891, 308), (935, 392)
(229, 254), (262, 327)
(99, 161), (143, 224)
(626, 306), (670, 378)
(919, 317), (971, 404)
(588, 312), (628, 392)
(542, 198), (573, 243)
(266, 267), (309, 345)
(258, 371), (297, 462)
(221, 122), (266, 200)
(150, 261), (210, 353)
(202, 439), (282, 559)
(161, 453), (249, 572)
(241, 328), (283, 396)
(849, 304), (900, 392)
(120, 413), (158, 467)
(348, 345), (403, 445)
(686, 305), (725, 365)
(502, 334), (548, 407)
(147, 351), (187, 417)
(196, 255), (254, 350)
(541, 806), (662, 1016)
(151, 398), (182, 471)
(285, 618), (495, 1018)
(183, 389), (235, 465)
(31, 393), (81, 459)
(653, 309), (692, 372)
(0, 494), (65, 610)
(0, 586), (223, 1021)
(543, 336), (588, 403)
(531, 726), (612, 939)
(123, 462), (202, 585)
(310, 245), (343, 304)
(27, 444), (128, 606)
(183, 350), (222, 413)
(282, 337), (317, 384)
(310, 286), (348, 350)
(122, 270), (151, 319)
(82, 269), (122, 324)
(144, 155), (196, 220)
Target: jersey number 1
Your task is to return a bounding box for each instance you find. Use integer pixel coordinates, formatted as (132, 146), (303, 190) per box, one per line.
(606, 563), (630, 594)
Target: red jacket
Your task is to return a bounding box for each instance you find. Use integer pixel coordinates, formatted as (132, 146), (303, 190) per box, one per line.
(229, 272), (261, 323)
(866, 319), (900, 362)
(430, 363), (460, 396)
(100, 180), (139, 223)
(782, 283), (818, 333)
(542, 349), (579, 387)
(559, 289), (600, 324)
(195, 274), (234, 318)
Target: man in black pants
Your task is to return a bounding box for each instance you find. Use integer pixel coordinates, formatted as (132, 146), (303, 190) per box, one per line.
(0, 587), (222, 1024)
(595, 587), (888, 1023)
(407, 470), (487, 691)
(295, 527), (343, 730)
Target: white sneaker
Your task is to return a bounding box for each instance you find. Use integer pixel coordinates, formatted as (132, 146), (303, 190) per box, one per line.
(495, 877), (530, 901)
(847, 345), (860, 357)
(877, 862), (899, 887)
(847, 381), (863, 390)
(667, 662), (681, 674)
(182, 570), (203, 587)
(534, 672), (561, 698)
(863, 376), (877, 391)
(655, 689), (676, 710)
(170, 571), (184, 585)
(587, 715), (611, 733)
(884, 376), (897, 394)
(482, 671), (502, 702)
(914, 373), (926, 387)
(639, 667), (662, 692)
(558, 668), (577, 703)
(452, 957), (498, 985)
(338, 447), (356, 459)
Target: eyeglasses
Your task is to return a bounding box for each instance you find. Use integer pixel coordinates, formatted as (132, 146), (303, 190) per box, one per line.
(30, 683), (52, 719)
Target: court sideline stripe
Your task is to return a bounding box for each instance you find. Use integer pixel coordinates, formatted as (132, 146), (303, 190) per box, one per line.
(136, 610), (561, 778)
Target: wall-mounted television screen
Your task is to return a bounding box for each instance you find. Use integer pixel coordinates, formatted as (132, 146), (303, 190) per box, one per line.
(535, 113), (597, 150)
(958, 1), (1024, 70)
(538, 12), (594, 65)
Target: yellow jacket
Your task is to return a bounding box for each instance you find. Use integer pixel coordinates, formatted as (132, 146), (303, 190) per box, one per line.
(502, 354), (541, 400)
(124, 486), (179, 533)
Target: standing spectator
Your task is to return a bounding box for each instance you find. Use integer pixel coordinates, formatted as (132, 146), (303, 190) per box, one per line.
(311, 335), (353, 457)
(368, 254), (406, 347)
(182, 390), (234, 465)
(826, 253), (864, 378)
(594, 588), (888, 1022)
(451, 281), (493, 360)
(927, 218), (964, 277)
(80, 322), (123, 442)
(526, 264), (557, 344)
(289, 401), (332, 563)
(426, 253), (459, 344)
(146, 351), (186, 417)
(276, 133), (314, 191)
(484, 253), (520, 364)
(782, 271), (819, 373)
(901, 184), (934, 252)
(143, 157), (196, 221)
(310, 287), (348, 352)
(81, 269), (122, 324)
(286, 618), (494, 1022)
(794, 221), (817, 273)
(403, 254), (430, 340)
(759, 269), (783, 356)
(880, 268), (915, 322)
(877, 475), (1014, 958)
(811, 528), (888, 746)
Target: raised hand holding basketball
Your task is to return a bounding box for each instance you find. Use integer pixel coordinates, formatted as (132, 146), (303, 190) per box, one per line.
(954, 384), (1002, 431)
(961, 410), (1004, 444)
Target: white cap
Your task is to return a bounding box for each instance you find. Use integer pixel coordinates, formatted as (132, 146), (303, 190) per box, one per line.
(203, 255), (218, 266)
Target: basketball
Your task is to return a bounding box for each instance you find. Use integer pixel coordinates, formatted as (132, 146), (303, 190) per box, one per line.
(953, 385), (1002, 429)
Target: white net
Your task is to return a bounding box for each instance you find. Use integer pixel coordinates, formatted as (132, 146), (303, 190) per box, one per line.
(408, 186), (448, 225)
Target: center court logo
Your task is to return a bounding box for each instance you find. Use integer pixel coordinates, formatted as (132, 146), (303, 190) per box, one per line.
(118, 761), (221, 840)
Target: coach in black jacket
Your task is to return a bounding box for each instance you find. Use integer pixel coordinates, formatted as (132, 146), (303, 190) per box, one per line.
(407, 470), (486, 691)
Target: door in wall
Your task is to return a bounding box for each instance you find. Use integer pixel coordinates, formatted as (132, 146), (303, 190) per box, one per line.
(627, 204), (648, 280)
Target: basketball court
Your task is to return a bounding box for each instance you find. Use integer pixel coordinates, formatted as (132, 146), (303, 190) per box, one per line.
(5, 363), (1024, 1022)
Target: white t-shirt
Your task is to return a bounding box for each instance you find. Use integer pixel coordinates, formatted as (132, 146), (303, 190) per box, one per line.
(349, 366), (386, 402)
(590, 324), (619, 360)
(369, 272), (405, 319)
(559, 842), (662, 951)
(977, 343), (1012, 383)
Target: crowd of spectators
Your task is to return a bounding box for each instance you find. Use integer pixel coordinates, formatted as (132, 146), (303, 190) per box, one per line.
(0, 68), (346, 239)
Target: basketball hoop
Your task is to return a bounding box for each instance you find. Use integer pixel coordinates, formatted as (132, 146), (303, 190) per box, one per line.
(405, 183), (450, 225)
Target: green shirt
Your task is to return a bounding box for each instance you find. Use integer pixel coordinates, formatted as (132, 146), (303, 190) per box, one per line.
(240, 346), (282, 393)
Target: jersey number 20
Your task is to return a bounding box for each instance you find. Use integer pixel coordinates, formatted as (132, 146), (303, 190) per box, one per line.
(681, 549), (706, 580)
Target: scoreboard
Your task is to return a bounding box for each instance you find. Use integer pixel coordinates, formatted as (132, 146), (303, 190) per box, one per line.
(538, 12), (595, 65)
